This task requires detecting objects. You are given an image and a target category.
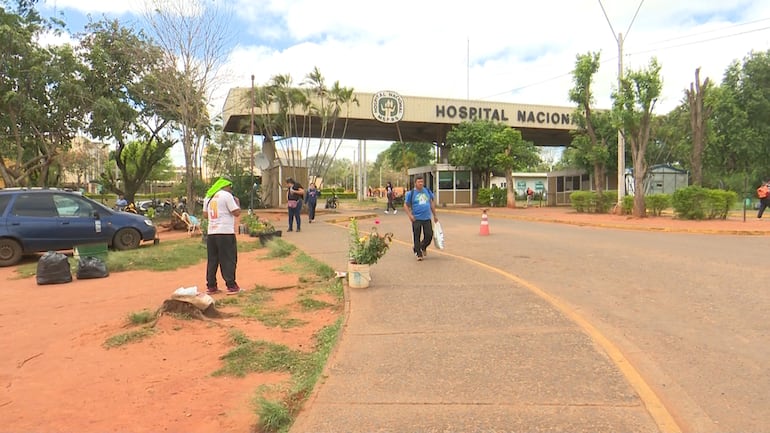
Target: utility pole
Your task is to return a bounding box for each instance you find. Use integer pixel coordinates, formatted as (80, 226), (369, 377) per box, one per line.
(598, 0), (644, 210)
(249, 74), (255, 211)
(617, 32), (625, 209)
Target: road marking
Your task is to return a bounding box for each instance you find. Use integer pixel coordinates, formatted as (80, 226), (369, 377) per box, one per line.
(424, 245), (683, 433)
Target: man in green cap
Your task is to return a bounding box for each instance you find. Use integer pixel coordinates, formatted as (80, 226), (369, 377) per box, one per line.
(203, 177), (241, 294)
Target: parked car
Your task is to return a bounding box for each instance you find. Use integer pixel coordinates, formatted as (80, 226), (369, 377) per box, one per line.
(0, 188), (158, 266)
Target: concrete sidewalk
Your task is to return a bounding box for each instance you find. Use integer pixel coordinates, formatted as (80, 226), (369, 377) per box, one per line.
(276, 206), (705, 433)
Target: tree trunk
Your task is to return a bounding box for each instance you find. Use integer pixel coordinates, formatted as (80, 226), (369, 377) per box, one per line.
(688, 68), (709, 186)
(506, 170), (516, 208)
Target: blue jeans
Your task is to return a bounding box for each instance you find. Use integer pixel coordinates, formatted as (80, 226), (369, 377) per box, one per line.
(288, 200), (303, 230)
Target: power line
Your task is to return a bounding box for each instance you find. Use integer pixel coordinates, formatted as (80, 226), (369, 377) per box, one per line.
(479, 19), (770, 101)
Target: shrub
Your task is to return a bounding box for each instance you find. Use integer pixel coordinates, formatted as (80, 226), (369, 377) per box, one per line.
(672, 186), (736, 220)
(570, 191), (616, 213)
(645, 194), (671, 216)
(622, 195), (634, 215)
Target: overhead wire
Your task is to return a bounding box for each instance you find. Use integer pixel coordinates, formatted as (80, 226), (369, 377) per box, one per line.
(478, 16), (770, 101)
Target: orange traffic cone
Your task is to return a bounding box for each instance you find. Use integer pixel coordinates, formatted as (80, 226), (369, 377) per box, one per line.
(479, 209), (490, 236)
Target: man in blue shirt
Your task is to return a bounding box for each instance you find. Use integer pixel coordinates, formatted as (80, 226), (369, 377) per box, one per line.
(404, 174), (438, 261)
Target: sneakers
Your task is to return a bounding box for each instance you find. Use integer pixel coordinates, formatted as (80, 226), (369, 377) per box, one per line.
(415, 252), (423, 261)
(393, 209), (397, 214)
(226, 286), (241, 295)
(421, 248), (427, 258)
(287, 228), (293, 232)
(384, 210), (390, 214)
(206, 287), (221, 295)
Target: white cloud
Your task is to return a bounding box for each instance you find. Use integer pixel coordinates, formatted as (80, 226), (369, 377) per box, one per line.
(39, 0), (770, 163)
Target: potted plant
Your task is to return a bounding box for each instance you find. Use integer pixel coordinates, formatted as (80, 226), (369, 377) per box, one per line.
(241, 214), (281, 244)
(347, 218), (393, 288)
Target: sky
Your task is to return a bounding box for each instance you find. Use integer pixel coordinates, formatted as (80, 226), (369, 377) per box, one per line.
(37, 0), (770, 164)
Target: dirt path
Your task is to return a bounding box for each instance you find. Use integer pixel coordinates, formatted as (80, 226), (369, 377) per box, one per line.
(0, 223), (337, 433)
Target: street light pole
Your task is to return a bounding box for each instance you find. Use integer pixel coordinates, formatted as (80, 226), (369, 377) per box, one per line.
(598, 0), (644, 210)
(250, 74), (255, 211)
(617, 32), (625, 209)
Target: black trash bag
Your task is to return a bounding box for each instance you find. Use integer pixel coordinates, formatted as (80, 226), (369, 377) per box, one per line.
(36, 251), (73, 285)
(76, 256), (109, 279)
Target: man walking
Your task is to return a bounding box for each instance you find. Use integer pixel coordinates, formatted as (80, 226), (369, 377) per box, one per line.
(203, 177), (241, 295)
(404, 174), (437, 261)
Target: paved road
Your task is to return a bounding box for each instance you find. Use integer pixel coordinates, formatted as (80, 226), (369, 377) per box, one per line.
(285, 209), (769, 432)
(436, 212), (770, 433)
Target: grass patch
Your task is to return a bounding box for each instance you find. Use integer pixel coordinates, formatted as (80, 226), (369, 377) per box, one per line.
(297, 297), (333, 311)
(265, 239), (296, 258)
(241, 305), (307, 328)
(276, 252), (335, 282)
(13, 237), (264, 278)
(128, 309), (155, 325)
(255, 398), (293, 433)
(213, 339), (305, 377)
(255, 317), (344, 433)
(104, 327), (155, 348)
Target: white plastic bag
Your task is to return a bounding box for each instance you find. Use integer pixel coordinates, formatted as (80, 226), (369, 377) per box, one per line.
(433, 221), (445, 250)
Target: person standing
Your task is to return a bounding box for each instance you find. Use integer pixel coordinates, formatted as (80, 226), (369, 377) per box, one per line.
(404, 174), (437, 261)
(203, 177), (241, 295)
(385, 181), (397, 214)
(526, 187), (534, 207)
(306, 182), (318, 223)
(115, 194), (128, 211)
(286, 177), (304, 232)
(757, 179), (770, 219)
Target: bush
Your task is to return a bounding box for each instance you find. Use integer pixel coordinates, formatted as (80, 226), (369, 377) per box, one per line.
(645, 194), (671, 216)
(570, 191), (616, 213)
(622, 195), (634, 214)
(477, 188), (492, 206)
(672, 186), (737, 220)
(477, 187), (507, 207)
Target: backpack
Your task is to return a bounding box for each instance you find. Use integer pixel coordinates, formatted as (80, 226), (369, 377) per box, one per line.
(758, 184), (769, 199)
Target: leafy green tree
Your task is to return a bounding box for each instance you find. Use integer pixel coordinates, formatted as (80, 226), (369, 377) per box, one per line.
(447, 120), (539, 207)
(707, 50), (770, 191)
(382, 141), (434, 176)
(79, 19), (174, 203)
(613, 58), (663, 217)
(568, 52), (616, 195)
(0, 2), (86, 187)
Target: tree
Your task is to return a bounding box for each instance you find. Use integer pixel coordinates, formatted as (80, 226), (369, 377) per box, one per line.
(446, 120), (539, 207)
(707, 50), (770, 190)
(247, 68), (359, 206)
(79, 19), (175, 203)
(143, 0), (235, 210)
(382, 141), (434, 176)
(0, 2), (87, 187)
(568, 52), (614, 194)
(613, 58), (663, 217)
(686, 67), (711, 186)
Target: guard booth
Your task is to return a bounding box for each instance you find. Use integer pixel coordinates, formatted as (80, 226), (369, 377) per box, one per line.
(407, 164), (480, 206)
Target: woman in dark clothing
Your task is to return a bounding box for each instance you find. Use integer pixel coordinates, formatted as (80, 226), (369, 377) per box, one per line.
(286, 178), (304, 232)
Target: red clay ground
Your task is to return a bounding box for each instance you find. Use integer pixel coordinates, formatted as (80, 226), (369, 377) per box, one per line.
(0, 214), (340, 433)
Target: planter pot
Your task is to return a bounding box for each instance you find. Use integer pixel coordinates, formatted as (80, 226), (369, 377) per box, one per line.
(347, 263), (371, 288)
(258, 230), (282, 245)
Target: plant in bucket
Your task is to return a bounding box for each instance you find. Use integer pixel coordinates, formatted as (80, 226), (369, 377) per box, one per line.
(347, 218), (393, 288)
